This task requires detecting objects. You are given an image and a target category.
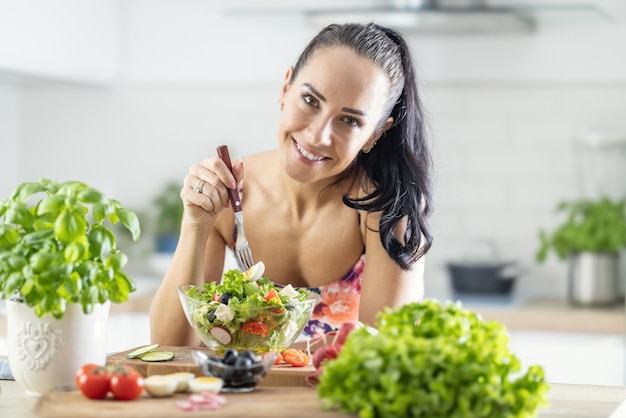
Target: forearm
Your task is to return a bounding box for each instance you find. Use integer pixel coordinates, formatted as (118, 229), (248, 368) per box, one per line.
(359, 241), (426, 327)
(149, 222), (214, 345)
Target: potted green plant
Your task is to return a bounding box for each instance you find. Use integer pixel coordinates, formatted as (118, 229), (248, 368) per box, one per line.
(152, 181), (183, 253)
(536, 196), (626, 305)
(0, 178), (140, 396)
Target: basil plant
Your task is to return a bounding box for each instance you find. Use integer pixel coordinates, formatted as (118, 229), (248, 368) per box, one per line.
(0, 179), (141, 318)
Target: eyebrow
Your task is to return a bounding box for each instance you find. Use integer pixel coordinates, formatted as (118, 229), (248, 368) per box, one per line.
(303, 82), (368, 118)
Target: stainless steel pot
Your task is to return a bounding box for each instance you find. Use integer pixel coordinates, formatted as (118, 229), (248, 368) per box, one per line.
(568, 252), (621, 306)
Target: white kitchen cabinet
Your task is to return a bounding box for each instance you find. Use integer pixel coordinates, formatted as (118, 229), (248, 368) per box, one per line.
(0, 0), (119, 84)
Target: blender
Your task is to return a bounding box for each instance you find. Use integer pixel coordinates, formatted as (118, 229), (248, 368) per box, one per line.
(571, 126), (626, 304)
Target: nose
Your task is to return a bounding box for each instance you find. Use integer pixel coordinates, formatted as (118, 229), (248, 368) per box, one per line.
(305, 114), (332, 146)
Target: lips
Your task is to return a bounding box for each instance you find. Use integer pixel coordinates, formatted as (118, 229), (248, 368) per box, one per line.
(294, 140), (326, 162)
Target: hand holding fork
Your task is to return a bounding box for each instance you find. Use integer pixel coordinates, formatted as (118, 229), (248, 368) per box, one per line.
(216, 145), (255, 271)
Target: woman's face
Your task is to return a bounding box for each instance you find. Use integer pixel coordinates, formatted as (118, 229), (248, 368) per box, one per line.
(278, 46), (393, 185)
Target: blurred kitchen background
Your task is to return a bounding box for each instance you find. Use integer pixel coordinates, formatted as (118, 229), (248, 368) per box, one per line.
(1, 0), (626, 386)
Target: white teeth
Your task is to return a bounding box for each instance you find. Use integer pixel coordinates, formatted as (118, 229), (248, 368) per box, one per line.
(295, 142), (324, 161)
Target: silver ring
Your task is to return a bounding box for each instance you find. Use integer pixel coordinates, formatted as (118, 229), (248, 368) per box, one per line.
(193, 179), (206, 194)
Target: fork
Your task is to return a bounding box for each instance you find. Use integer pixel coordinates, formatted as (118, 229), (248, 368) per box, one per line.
(216, 145), (255, 271)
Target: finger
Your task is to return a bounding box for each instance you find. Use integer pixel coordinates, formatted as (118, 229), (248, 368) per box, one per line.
(182, 172), (214, 209)
(186, 161), (234, 212)
(205, 157), (237, 190)
(231, 159), (244, 185)
(185, 186), (227, 217)
(188, 162), (228, 198)
(199, 179), (229, 212)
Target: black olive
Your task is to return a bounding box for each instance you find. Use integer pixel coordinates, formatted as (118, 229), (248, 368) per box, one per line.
(285, 305), (295, 312)
(206, 309), (216, 322)
(239, 350), (255, 361)
(235, 356), (253, 368)
(223, 348), (238, 365)
(220, 292), (233, 305)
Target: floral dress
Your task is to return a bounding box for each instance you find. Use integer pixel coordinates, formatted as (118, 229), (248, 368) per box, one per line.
(298, 254), (365, 338)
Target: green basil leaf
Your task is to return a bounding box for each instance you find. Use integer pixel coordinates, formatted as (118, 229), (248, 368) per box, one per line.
(4, 272), (24, 295)
(54, 208), (87, 244)
(0, 225), (19, 247)
(58, 272), (82, 300)
(78, 187), (105, 204)
(20, 279), (35, 297)
(64, 240), (89, 263)
(12, 181), (46, 202)
(37, 194), (65, 216)
(106, 252), (128, 271)
(5, 201), (33, 228)
(88, 226), (114, 258)
(116, 207), (141, 241)
(30, 252), (57, 272)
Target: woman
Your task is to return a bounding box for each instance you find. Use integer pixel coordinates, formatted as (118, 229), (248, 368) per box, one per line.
(150, 22), (433, 346)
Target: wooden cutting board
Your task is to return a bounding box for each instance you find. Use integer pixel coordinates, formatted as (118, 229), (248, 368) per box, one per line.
(106, 345), (315, 388)
(33, 386), (348, 418)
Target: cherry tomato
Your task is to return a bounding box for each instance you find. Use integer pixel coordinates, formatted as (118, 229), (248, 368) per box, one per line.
(75, 364), (111, 399)
(282, 348), (311, 367)
(241, 321), (269, 337)
(109, 366), (144, 401)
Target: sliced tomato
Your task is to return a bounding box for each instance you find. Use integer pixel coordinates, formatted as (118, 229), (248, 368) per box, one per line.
(282, 348), (311, 367)
(264, 289), (284, 313)
(274, 351), (284, 365)
(241, 321), (270, 337)
(264, 289), (279, 303)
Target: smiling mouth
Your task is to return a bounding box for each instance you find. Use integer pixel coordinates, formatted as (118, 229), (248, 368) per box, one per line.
(294, 141), (326, 162)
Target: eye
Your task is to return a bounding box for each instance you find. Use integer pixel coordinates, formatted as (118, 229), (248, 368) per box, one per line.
(341, 116), (361, 128)
(303, 94), (319, 108)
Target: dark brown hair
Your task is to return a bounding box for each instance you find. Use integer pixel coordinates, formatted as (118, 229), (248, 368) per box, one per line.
(292, 23), (433, 269)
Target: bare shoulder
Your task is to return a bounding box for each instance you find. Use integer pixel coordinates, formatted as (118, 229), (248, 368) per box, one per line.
(241, 150), (279, 170)
(241, 150), (280, 193)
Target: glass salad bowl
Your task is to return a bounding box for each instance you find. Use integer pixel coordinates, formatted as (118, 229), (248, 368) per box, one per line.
(178, 271), (315, 355)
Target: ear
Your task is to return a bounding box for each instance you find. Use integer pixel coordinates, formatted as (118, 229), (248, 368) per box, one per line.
(279, 67), (294, 105)
(362, 116), (394, 152)
(376, 117), (394, 141)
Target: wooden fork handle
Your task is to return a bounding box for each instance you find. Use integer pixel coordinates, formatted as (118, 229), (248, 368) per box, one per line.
(216, 145), (243, 213)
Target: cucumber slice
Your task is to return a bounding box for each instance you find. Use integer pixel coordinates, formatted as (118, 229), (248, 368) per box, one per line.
(140, 350), (176, 362)
(126, 343), (160, 359)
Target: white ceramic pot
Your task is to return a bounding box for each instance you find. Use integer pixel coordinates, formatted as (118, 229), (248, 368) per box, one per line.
(6, 299), (110, 397)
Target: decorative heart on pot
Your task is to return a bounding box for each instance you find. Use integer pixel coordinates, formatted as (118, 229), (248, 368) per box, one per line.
(15, 321), (61, 372)
(24, 336), (50, 360)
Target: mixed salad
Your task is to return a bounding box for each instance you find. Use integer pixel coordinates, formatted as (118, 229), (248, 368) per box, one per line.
(183, 263), (314, 354)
